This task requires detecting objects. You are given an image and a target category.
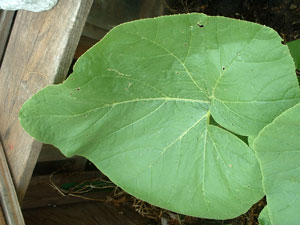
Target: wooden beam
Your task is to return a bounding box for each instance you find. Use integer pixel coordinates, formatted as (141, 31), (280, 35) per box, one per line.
(37, 144), (88, 172)
(23, 171), (150, 225)
(74, 35), (99, 59)
(0, 10), (15, 65)
(0, 0), (93, 202)
(22, 171), (107, 209)
(0, 206), (6, 225)
(23, 201), (151, 225)
(22, 171), (151, 225)
(0, 141), (25, 225)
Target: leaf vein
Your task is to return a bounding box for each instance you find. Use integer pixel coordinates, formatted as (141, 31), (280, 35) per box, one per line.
(126, 31), (208, 97)
(24, 98), (209, 119)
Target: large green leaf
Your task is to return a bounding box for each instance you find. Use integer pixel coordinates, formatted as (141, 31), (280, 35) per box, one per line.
(254, 103), (300, 225)
(258, 206), (271, 225)
(19, 14), (300, 219)
(287, 39), (300, 70)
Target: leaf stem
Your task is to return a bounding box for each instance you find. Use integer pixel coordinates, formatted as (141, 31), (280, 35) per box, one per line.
(206, 111), (211, 124)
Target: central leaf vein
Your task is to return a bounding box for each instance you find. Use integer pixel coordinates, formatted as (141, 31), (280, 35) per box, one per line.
(25, 97), (209, 119)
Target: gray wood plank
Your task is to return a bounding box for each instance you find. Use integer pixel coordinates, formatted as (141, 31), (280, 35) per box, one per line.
(0, 10), (15, 65)
(0, 141), (25, 225)
(0, 0), (93, 202)
(0, 206), (6, 225)
(23, 202), (151, 225)
(22, 171), (107, 209)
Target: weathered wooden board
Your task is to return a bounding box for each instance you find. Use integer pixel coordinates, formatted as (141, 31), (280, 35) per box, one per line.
(0, 206), (6, 225)
(37, 145), (69, 163)
(37, 144), (87, 173)
(0, 10), (15, 65)
(74, 36), (99, 59)
(22, 171), (107, 209)
(75, 0), (166, 60)
(0, 141), (25, 225)
(81, 23), (108, 41)
(0, 0), (93, 202)
(22, 171), (151, 225)
(86, 0), (164, 31)
(23, 201), (151, 225)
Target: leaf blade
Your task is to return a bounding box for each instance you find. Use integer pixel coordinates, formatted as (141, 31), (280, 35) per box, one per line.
(254, 103), (300, 225)
(19, 13), (300, 219)
(287, 39), (300, 70)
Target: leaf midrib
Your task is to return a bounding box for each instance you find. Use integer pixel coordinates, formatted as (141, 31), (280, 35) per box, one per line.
(22, 97), (209, 119)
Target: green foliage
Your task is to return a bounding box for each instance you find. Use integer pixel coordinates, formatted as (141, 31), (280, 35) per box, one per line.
(287, 39), (300, 86)
(287, 39), (300, 70)
(258, 206), (271, 225)
(19, 14), (300, 222)
(254, 103), (300, 225)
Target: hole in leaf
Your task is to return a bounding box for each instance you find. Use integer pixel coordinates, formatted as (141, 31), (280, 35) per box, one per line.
(184, 43), (188, 46)
(197, 23), (204, 28)
(222, 66), (225, 71)
(76, 88), (80, 91)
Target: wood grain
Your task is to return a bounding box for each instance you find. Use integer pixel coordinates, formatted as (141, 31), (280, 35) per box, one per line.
(22, 171), (151, 225)
(0, 206), (7, 225)
(74, 35), (99, 59)
(0, 0), (93, 202)
(86, 0), (164, 31)
(23, 201), (151, 225)
(0, 141), (25, 225)
(22, 171), (107, 209)
(37, 144), (87, 172)
(0, 10), (15, 65)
